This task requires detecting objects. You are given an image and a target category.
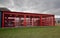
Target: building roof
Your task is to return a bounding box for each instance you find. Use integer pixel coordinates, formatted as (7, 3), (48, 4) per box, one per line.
(0, 7), (10, 11)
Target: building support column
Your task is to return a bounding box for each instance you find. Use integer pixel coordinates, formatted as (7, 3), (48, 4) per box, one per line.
(47, 17), (49, 26)
(53, 16), (55, 26)
(45, 18), (46, 26)
(49, 17), (51, 26)
(24, 15), (26, 27)
(40, 16), (42, 26)
(12, 14), (16, 27)
(48, 17), (50, 26)
(30, 18), (32, 26)
(51, 16), (54, 26)
(2, 13), (4, 28)
(50, 16), (54, 26)
(32, 18), (34, 26)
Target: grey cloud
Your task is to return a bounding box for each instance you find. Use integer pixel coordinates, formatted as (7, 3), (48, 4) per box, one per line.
(0, 0), (11, 6)
(0, 0), (60, 15)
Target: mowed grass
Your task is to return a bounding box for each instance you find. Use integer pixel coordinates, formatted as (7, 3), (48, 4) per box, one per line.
(0, 26), (60, 38)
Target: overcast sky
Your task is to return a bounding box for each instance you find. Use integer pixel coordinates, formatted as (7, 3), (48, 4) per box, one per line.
(0, 0), (60, 18)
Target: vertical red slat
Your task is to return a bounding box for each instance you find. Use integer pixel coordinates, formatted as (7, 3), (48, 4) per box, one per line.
(47, 17), (48, 26)
(24, 15), (26, 27)
(48, 17), (50, 26)
(50, 17), (52, 26)
(54, 16), (55, 26)
(51, 17), (53, 26)
(52, 16), (53, 26)
(14, 14), (18, 27)
(30, 18), (32, 26)
(49, 17), (51, 26)
(40, 16), (42, 26)
(53, 16), (55, 26)
(14, 17), (15, 27)
(52, 17), (53, 26)
(13, 14), (15, 27)
(2, 12), (4, 28)
(45, 18), (46, 26)
(32, 18), (34, 26)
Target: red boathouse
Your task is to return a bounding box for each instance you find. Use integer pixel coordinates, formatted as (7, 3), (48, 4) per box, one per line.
(0, 8), (55, 28)
(0, 11), (55, 28)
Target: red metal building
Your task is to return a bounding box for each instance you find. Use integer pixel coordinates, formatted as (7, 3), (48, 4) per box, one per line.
(1, 11), (55, 28)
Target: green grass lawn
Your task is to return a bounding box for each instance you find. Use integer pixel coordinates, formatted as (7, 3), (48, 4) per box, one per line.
(0, 26), (60, 38)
